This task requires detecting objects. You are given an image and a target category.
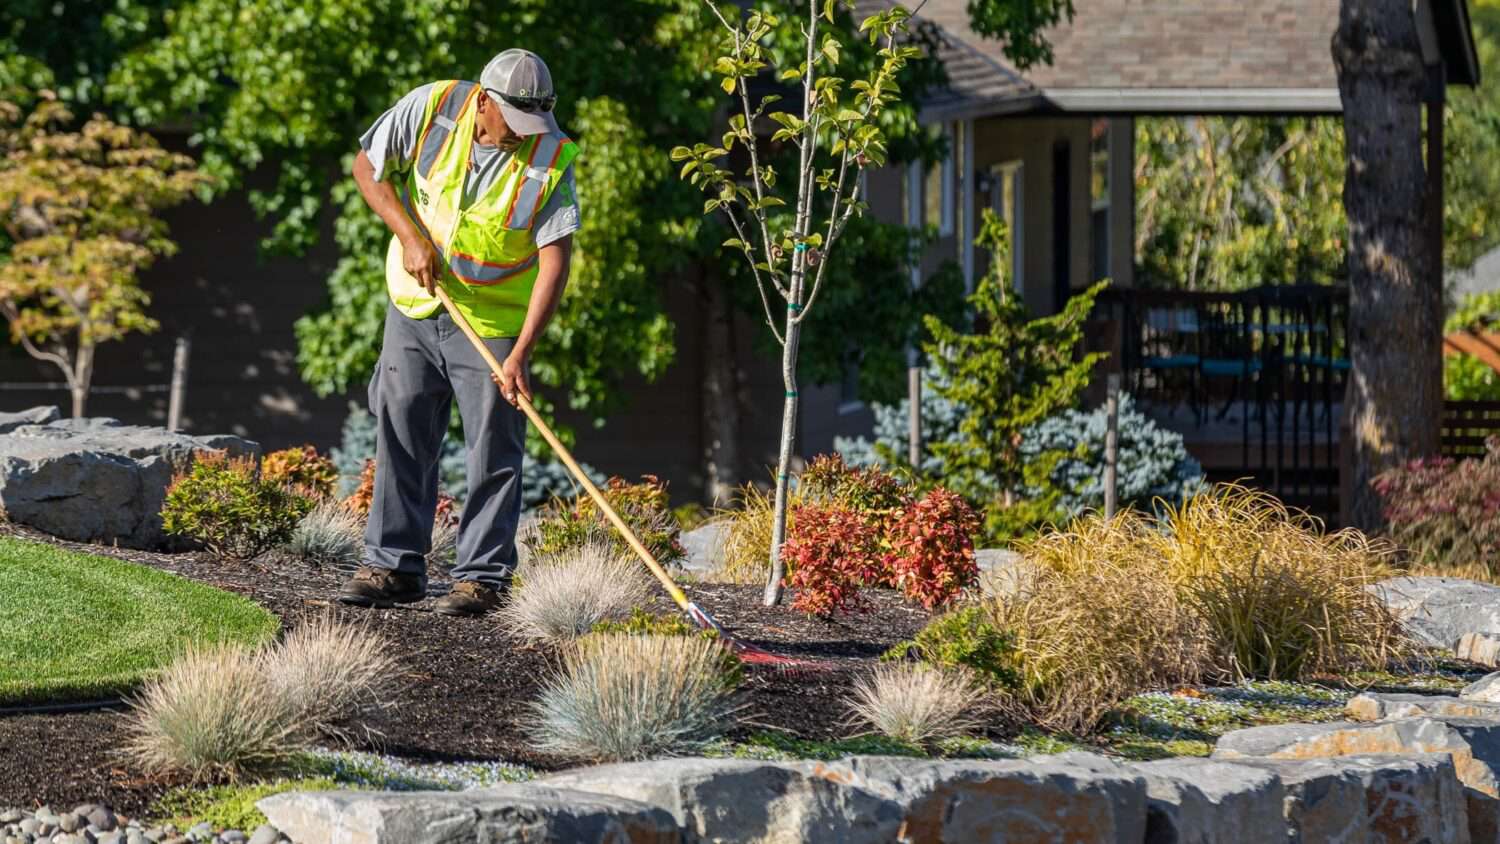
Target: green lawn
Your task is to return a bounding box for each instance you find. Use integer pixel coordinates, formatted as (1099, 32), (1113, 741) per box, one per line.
(0, 536), (279, 704)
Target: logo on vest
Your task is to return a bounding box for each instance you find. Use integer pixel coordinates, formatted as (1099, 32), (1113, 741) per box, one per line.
(416, 187), (430, 206)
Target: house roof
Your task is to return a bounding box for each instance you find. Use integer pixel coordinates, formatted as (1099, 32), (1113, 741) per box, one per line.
(884, 0), (1480, 122)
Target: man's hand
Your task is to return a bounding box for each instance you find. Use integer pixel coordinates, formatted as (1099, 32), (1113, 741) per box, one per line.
(491, 351), (532, 407)
(401, 234), (442, 295)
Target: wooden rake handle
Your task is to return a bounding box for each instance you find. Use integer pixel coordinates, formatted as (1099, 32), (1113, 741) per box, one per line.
(431, 286), (692, 610)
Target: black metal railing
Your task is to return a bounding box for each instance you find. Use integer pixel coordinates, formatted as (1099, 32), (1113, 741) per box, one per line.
(1095, 285), (1350, 520)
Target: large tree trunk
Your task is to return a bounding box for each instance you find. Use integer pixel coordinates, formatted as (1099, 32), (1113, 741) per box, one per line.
(700, 268), (741, 505)
(1333, 0), (1441, 531)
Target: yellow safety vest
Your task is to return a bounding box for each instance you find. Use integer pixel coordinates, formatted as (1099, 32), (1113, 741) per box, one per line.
(385, 80), (579, 337)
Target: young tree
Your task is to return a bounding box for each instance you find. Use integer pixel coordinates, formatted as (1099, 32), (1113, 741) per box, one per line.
(0, 94), (205, 417)
(1332, 0), (1441, 530)
(923, 209), (1104, 536)
(674, 2), (926, 605)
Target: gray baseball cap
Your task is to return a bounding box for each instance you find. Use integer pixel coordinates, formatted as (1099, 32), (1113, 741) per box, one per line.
(480, 49), (560, 136)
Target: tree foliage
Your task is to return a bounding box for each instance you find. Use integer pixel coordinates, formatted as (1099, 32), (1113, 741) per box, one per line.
(1135, 116), (1347, 291)
(106, 0), (722, 424)
(922, 209), (1104, 505)
(0, 94), (207, 416)
(964, 0), (1074, 70)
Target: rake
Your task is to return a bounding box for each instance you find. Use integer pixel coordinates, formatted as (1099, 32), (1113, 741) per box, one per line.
(433, 286), (821, 670)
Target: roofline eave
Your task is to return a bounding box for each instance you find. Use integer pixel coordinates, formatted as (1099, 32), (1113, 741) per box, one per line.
(920, 88), (1347, 122)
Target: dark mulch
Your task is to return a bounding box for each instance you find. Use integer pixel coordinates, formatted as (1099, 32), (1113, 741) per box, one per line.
(0, 523), (930, 816)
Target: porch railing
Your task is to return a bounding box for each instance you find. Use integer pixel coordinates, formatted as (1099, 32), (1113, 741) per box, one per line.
(1094, 285), (1350, 520)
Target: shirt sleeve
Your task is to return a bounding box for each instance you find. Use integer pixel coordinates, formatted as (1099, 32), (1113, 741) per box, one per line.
(359, 83), (436, 182)
(533, 164), (582, 248)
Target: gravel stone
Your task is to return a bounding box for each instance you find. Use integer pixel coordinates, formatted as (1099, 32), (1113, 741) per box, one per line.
(19, 819), (39, 835)
(246, 826), (279, 844)
(186, 823), (212, 840)
(0, 812), (21, 824)
(85, 810), (114, 833)
(219, 832), (247, 843)
(57, 814), (82, 833)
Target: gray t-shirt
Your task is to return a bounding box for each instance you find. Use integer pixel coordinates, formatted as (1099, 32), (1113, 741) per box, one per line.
(360, 82), (580, 248)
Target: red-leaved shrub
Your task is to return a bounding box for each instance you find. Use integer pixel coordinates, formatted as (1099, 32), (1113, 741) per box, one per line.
(1374, 438), (1500, 574)
(784, 504), (885, 615)
(885, 488), (981, 609)
(781, 455), (979, 615)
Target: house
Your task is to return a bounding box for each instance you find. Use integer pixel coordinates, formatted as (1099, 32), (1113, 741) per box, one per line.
(0, 1), (1479, 510)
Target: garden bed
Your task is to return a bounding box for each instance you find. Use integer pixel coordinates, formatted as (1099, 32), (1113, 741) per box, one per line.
(0, 522), (930, 815)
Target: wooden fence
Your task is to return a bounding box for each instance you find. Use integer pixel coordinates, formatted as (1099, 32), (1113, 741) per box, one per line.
(1442, 400), (1500, 458)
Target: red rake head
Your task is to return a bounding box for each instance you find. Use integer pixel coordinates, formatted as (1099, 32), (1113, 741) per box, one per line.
(684, 601), (831, 672)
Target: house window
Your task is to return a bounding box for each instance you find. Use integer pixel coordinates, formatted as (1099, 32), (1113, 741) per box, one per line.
(1090, 118), (1110, 282)
(907, 125), (955, 237)
(991, 161), (1024, 296)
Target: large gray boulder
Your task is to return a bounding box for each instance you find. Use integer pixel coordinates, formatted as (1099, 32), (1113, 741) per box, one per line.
(545, 752), (1148, 843)
(1372, 576), (1500, 651)
(0, 406), (60, 434)
(678, 521), (729, 577)
(257, 784), (680, 844)
(1128, 757), (1286, 843)
(0, 414), (257, 547)
(1465, 672), (1500, 703)
(1347, 692), (1500, 723)
(1228, 753), (1470, 843)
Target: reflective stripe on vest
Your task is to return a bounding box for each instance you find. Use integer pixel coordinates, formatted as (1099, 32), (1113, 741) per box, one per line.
(502, 134), (565, 230)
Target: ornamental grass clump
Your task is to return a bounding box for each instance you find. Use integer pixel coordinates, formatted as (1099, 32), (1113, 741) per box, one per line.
(283, 500), (363, 568)
(503, 543), (650, 641)
(998, 515), (1211, 733)
(1150, 485), (1404, 680)
(124, 617), (399, 781)
(124, 642), (305, 783)
(848, 663), (989, 748)
(712, 484), (794, 585)
(259, 614), (400, 743)
(528, 633), (740, 761)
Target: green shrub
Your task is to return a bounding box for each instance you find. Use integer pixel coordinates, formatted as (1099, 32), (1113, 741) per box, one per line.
(591, 607), (706, 639)
(262, 445), (339, 501)
(885, 605), (1019, 690)
(161, 453), (313, 559)
(528, 475), (685, 567)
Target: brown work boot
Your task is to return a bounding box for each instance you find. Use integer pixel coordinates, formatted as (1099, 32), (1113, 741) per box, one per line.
(434, 580), (506, 617)
(337, 565), (426, 608)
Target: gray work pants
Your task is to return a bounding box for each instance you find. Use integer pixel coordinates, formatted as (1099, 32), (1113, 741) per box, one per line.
(363, 302), (526, 589)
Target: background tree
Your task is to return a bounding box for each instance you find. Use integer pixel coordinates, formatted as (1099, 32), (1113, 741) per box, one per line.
(0, 94), (206, 416)
(1332, 0), (1441, 531)
(923, 210), (1104, 539)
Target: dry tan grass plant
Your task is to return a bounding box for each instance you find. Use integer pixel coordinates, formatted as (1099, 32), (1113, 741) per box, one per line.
(712, 483), (798, 584)
(1001, 514), (1211, 733)
(260, 613), (400, 742)
(1149, 485), (1406, 680)
(848, 663), (989, 747)
(123, 642), (305, 782)
(528, 633), (739, 761)
(503, 542), (651, 641)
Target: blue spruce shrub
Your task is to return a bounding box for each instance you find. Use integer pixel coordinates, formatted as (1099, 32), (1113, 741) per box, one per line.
(1018, 393), (1204, 517)
(331, 403), (601, 510)
(835, 365), (994, 486)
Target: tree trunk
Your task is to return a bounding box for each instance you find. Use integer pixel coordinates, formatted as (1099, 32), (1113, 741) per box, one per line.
(764, 308), (802, 606)
(71, 342), (94, 418)
(700, 269), (741, 505)
(1333, 0), (1441, 532)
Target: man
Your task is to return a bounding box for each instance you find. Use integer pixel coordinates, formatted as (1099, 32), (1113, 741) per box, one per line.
(337, 49), (579, 616)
